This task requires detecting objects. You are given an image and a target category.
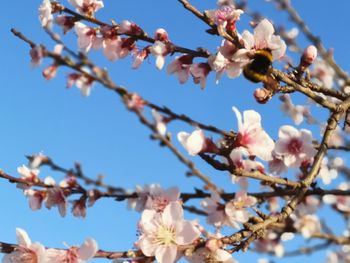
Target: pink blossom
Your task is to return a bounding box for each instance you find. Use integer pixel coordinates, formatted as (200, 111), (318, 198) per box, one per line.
(177, 129), (206, 156)
(152, 109), (167, 136)
(46, 238), (98, 263)
(190, 63), (212, 89)
(127, 93), (145, 111)
(154, 28), (169, 42)
(28, 153), (49, 169)
(42, 64), (58, 80)
(72, 199), (87, 218)
(295, 196), (320, 216)
(68, 0), (104, 16)
(132, 48), (150, 69)
(224, 191), (257, 228)
(293, 214), (321, 238)
(38, 0), (53, 29)
(17, 165), (40, 187)
(205, 2), (243, 29)
(274, 125), (317, 168)
(75, 22), (103, 53)
(201, 191), (256, 228)
(55, 16), (76, 34)
(150, 41), (169, 70)
(254, 231), (284, 257)
(234, 19), (286, 63)
(268, 153), (288, 175)
(280, 94), (311, 125)
(3, 228), (48, 263)
(67, 72), (94, 96)
(30, 46), (44, 67)
(127, 184), (180, 213)
(45, 186), (68, 217)
(103, 37), (136, 61)
(135, 202), (200, 263)
(167, 54), (193, 84)
(232, 106), (275, 161)
(117, 20), (143, 36)
(311, 59), (335, 89)
(186, 246), (238, 263)
(24, 189), (46, 211)
(318, 157), (338, 185)
(229, 147), (265, 173)
(323, 183), (350, 214)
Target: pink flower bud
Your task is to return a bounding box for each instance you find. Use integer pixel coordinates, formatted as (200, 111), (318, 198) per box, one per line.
(154, 28), (169, 42)
(254, 87), (272, 104)
(42, 64), (58, 80)
(301, 45), (317, 67)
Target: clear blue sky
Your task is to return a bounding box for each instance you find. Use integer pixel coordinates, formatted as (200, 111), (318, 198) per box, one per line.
(1, 1), (350, 262)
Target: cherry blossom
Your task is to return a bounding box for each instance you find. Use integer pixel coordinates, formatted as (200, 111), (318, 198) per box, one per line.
(150, 41), (168, 70)
(127, 184), (180, 213)
(127, 93), (146, 111)
(132, 48), (150, 69)
(2, 228), (48, 263)
(152, 109), (167, 136)
(323, 183), (350, 214)
(186, 246), (238, 263)
(55, 16), (76, 34)
(30, 46), (44, 67)
(232, 106), (275, 161)
(44, 179), (68, 217)
(72, 199), (87, 218)
(318, 157), (338, 185)
(67, 72), (94, 96)
(177, 129), (206, 156)
(274, 125), (317, 168)
(234, 19), (286, 63)
(135, 202), (200, 263)
(103, 36), (136, 61)
(24, 189), (46, 211)
(74, 22), (103, 53)
(117, 20), (143, 35)
(292, 214), (321, 238)
(280, 94), (311, 125)
(295, 196), (320, 216)
(42, 64), (58, 80)
(46, 238), (98, 263)
(201, 191), (256, 229)
(311, 59), (335, 89)
(68, 0), (104, 16)
(17, 165), (40, 188)
(268, 153), (288, 175)
(190, 63), (212, 89)
(167, 54), (193, 84)
(38, 0), (53, 29)
(254, 231), (284, 257)
(205, 1), (243, 31)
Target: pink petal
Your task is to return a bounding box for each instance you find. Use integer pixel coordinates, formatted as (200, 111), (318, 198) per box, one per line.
(78, 238), (98, 260)
(155, 245), (177, 263)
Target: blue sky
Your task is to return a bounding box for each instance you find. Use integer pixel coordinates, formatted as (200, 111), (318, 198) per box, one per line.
(1, 0), (350, 262)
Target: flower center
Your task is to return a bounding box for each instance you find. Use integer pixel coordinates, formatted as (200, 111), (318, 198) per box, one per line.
(287, 138), (302, 154)
(156, 225), (176, 245)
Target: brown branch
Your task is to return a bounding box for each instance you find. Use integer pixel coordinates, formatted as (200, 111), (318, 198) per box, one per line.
(55, 3), (210, 58)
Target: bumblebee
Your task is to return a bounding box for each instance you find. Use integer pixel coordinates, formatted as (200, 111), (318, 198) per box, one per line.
(243, 49), (273, 83)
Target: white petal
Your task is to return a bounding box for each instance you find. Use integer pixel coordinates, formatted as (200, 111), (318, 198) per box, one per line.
(78, 238), (98, 260)
(232, 106), (243, 130)
(16, 228), (32, 247)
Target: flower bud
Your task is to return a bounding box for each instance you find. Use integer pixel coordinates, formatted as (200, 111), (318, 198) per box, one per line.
(301, 45), (317, 67)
